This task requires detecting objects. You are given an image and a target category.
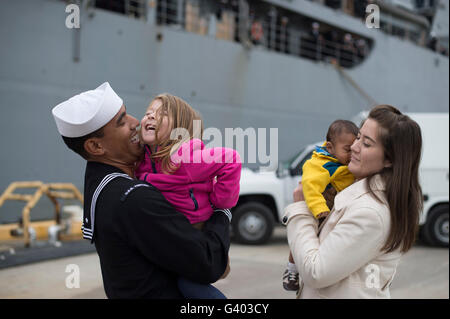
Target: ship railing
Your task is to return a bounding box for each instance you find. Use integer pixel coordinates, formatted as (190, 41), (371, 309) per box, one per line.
(154, 0), (368, 68)
(125, 0), (147, 19)
(91, 1), (445, 57)
(155, 0), (181, 25)
(251, 19), (367, 68)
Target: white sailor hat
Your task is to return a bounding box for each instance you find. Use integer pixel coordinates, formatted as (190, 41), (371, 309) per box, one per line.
(52, 82), (123, 137)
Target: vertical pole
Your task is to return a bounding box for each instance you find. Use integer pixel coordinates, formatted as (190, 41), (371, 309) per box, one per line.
(177, 0), (183, 25)
(147, 0), (157, 25)
(162, 0), (167, 23)
(238, 0), (249, 45)
(125, 0), (130, 15)
(269, 7), (277, 50)
(72, 0), (81, 62)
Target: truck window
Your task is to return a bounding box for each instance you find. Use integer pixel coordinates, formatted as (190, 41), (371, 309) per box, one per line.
(290, 150), (314, 176)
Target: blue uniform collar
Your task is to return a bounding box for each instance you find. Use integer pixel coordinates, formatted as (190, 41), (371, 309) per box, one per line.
(315, 145), (336, 159)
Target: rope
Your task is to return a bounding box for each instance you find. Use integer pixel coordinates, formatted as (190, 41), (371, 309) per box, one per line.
(330, 59), (378, 107)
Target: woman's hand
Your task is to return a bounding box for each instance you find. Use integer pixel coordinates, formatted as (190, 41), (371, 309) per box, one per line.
(293, 181), (305, 202)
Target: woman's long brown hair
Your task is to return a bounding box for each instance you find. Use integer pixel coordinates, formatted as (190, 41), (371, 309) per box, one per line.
(150, 93), (203, 174)
(366, 105), (423, 253)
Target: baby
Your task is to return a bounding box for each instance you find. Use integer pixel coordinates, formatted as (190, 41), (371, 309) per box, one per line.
(283, 119), (359, 291)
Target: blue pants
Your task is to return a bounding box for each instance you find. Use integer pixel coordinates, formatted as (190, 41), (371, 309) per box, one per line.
(177, 277), (227, 299)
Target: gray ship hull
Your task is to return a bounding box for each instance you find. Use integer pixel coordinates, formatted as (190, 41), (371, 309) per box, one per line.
(0, 0), (448, 221)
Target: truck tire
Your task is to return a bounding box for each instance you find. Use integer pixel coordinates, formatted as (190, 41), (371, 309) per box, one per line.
(421, 204), (449, 247)
(232, 202), (275, 245)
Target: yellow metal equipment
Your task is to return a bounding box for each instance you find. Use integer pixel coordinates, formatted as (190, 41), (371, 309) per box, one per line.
(0, 181), (84, 247)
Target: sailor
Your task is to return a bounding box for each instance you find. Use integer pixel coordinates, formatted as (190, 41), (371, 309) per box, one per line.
(51, 82), (231, 298)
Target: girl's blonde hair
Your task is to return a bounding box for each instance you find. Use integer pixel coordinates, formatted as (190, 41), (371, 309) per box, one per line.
(150, 93), (203, 174)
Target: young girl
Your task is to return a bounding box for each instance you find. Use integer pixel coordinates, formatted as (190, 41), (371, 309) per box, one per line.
(135, 93), (241, 299)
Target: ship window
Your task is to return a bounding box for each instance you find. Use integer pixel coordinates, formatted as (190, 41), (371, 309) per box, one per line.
(391, 25), (406, 39)
(290, 150), (314, 177)
(94, 0), (147, 19)
(324, 0), (341, 9)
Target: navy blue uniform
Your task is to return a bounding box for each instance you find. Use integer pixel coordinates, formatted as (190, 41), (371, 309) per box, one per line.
(82, 162), (230, 299)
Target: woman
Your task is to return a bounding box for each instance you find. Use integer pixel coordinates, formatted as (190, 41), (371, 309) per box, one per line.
(283, 105), (423, 298)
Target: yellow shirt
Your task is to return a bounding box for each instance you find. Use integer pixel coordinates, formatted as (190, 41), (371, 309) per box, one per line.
(302, 143), (354, 218)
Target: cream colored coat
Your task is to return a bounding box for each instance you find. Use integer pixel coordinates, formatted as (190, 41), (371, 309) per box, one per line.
(283, 174), (402, 298)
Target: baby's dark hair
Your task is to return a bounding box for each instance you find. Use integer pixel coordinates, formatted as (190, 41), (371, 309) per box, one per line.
(326, 120), (359, 143)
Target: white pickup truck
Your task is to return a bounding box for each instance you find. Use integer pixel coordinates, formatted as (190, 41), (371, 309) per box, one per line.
(232, 113), (449, 247)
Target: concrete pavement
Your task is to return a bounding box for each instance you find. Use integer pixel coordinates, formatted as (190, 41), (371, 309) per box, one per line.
(0, 227), (448, 299)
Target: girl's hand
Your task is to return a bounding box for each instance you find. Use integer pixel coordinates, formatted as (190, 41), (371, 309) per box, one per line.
(293, 181), (305, 202)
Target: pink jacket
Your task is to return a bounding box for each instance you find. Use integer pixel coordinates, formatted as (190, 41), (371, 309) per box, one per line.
(135, 139), (242, 224)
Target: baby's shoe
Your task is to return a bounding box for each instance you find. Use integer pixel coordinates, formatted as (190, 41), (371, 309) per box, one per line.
(282, 263), (299, 291)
